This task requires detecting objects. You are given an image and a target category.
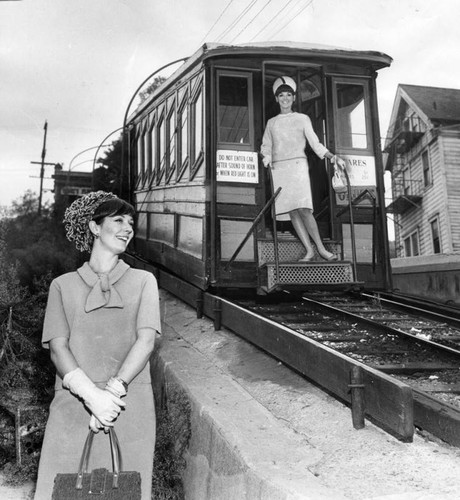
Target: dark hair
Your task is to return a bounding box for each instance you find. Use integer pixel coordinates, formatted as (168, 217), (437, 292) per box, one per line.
(275, 84), (295, 96)
(92, 198), (135, 224)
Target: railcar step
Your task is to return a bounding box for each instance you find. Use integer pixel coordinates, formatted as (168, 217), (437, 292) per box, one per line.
(258, 238), (341, 265)
(259, 261), (355, 292)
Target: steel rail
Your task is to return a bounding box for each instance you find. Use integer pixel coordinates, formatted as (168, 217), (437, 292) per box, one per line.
(124, 253), (414, 442)
(300, 293), (460, 359)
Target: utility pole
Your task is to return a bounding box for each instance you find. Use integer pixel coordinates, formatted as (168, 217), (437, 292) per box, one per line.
(30, 121), (55, 215)
(38, 121), (48, 216)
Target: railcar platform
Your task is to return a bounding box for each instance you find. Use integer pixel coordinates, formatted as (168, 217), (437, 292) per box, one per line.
(154, 289), (460, 500)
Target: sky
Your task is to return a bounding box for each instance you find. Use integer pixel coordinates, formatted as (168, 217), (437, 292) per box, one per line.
(1, 0), (459, 209)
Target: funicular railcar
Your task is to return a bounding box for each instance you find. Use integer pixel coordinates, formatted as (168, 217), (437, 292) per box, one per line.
(127, 42), (392, 293)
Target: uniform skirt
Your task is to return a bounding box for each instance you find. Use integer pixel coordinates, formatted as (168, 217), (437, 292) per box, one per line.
(271, 157), (313, 221)
(34, 383), (155, 500)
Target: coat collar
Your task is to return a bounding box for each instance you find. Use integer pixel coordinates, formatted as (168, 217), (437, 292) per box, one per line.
(77, 260), (130, 312)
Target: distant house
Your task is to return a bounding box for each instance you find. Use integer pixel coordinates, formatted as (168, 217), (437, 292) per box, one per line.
(52, 164), (93, 217)
(384, 84), (460, 303)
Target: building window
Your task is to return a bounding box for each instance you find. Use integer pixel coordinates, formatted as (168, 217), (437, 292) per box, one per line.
(402, 167), (411, 195)
(403, 229), (419, 257)
(422, 150), (432, 187)
(430, 217), (441, 254)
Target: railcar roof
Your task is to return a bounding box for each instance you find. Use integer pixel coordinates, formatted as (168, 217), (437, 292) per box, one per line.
(130, 41), (392, 119)
(170, 41), (391, 78)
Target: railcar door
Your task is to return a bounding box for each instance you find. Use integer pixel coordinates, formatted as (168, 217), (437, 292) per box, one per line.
(326, 76), (391, 288)
(210, 68), (265, 288)
(262, 64), (333, 243)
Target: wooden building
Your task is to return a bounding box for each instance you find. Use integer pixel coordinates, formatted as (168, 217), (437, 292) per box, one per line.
(52, 164), (93, 217)
(384, 84), (460, 303)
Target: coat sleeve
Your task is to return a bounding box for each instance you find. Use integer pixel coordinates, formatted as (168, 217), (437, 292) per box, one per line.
(41, 279), (71, 348)
(136, 273), (162, 334)
(303, 114), (329, 159)
(260, 120), (273, 167)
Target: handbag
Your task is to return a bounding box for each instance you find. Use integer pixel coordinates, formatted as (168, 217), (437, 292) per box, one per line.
(331, 167), (348, 193)
(51, 428), (141, 499)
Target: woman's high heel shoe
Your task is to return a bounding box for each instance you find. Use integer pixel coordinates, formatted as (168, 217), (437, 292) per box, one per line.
(320, 251), (338, 261)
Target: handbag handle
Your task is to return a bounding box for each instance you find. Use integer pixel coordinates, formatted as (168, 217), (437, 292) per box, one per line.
(75, 428), (123, 490)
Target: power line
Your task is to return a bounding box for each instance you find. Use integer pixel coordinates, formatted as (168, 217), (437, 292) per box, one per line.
(199, 0), (236, 44)
(249, 0), (299, 42)
(229, 0), (272, 44)
(267, 0), (314, 41)
(258, 0), (306, 41)
(215, 0), (259, 42)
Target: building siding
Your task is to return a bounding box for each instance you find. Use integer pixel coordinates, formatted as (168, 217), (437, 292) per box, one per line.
(444, 134), (460, 253)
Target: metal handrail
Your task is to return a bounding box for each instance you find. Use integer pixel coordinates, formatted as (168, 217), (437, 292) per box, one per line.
(335, 167), (358, 281)
(225, 186), (281, 271)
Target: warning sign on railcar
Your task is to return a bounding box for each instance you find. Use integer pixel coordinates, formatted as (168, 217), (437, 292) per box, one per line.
(335, 155), (377, 206)
(216, 150), (259, 184)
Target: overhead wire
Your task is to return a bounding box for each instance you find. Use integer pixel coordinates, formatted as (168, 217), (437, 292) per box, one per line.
(267, 0), (314, 40)
(199, 0), (235, 45)
(229, 0), (273, 44)
(249, 0), (299, 42)
(215, 0), (259, 42)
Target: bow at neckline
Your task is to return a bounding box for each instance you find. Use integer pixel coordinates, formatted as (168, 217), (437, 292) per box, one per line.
(78, 261), (129, 312)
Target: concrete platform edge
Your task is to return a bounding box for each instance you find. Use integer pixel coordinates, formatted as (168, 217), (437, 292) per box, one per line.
(152, 319), (347, 500)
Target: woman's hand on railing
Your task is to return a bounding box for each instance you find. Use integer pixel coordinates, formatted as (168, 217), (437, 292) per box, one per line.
(332, 155), (346, 171)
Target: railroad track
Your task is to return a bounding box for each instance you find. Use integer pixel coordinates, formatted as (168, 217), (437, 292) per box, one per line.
(233, 290), (460, 446)
(126, 255), (460, 447)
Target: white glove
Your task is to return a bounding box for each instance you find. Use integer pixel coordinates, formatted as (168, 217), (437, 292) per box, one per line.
(63, 368), (125, 426)
(105, 377), (128, 398)
(332, 155), (346, 171)
(89, 415), (110, 434)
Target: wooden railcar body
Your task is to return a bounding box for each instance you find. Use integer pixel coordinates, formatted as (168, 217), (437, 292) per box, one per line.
(127, 42), (392, 292)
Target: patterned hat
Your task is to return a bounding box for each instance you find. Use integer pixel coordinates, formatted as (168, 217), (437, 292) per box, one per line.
(63, 191), (118, 252)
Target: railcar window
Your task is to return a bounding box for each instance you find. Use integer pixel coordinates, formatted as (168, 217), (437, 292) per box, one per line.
(158, 112), (165, 184)
(136, 133), (144, 188)
(167, 104), (176, 182)
(143, 125), (150, 187)
(149, 117), (156, 185)
(178, 98), (189, 176)
(191, 88), (203, 168)
(335, 82), (368, 150)
(218, 75), (250, 144)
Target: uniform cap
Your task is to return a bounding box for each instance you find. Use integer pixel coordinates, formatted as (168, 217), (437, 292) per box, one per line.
(273, 76), (297, 96)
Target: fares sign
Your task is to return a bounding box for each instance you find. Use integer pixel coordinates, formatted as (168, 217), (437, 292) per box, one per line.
(216, 150), (259, 184)
(335, 155), (376, 205)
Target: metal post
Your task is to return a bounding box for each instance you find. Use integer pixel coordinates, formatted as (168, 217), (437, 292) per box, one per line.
(213, 298), (222, 331)
(349, 365), (365, 429)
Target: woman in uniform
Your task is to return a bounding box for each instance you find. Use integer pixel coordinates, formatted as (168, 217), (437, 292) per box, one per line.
(34, 191), (161, 500)
(261, 76), (346, 261)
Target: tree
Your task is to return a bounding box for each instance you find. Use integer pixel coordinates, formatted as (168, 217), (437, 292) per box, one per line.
(0, 221), (53, 398)
(139, 76), (167, 102)
(3, 192), (78, 290)
(94, 137), (130, 200)
(10, 190), (51, 217)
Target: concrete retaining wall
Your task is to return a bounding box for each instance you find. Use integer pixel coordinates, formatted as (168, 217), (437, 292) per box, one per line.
(151, 321), (346, 500)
